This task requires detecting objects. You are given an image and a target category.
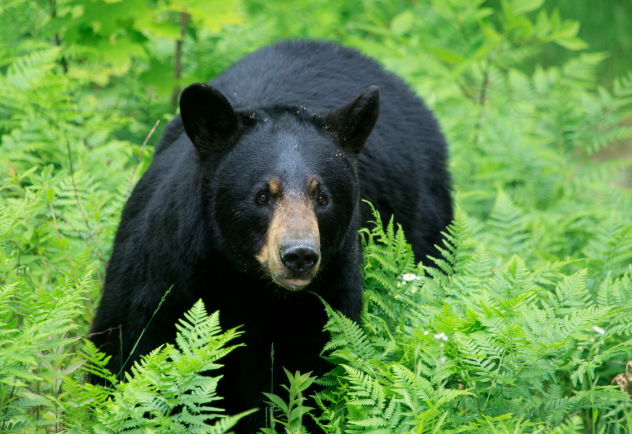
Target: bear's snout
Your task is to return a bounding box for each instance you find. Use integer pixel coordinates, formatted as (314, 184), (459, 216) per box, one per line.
(280, 241), (320, 273)
(255, 187), (321, 290)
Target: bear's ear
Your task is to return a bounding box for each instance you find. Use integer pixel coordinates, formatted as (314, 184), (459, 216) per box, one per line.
(325, 86), (380, 155)
(180, 83), (240, 156)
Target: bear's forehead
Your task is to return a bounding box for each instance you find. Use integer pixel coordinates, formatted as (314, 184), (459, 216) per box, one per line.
(238, 117), (337, 164)
(256, 113), (324, 144)
(270, 142), (334, 191)
(218, 111), (352, 189)
(273, 135), (309, 172)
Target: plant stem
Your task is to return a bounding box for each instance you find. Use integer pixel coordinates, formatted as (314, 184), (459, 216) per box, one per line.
(473, 58), (492, 146)
(270, 343), (275, 431)
(65, 139), (107, 262)
(50, 210), (106, 265)
(172, 12), (190, 109)
(13, 245), (22, 328)
(49, 0), (68, 73)
(126, 119), (160, 199)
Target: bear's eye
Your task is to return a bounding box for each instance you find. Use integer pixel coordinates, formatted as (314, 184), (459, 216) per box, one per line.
(317, 192), (327, 205)
(257, 193), (268, 204)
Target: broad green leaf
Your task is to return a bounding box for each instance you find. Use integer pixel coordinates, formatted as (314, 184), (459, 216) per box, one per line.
(263, 392), (290, 414)
(390, 10), (414, 36)
(511, 0), (545, 15)
(427, 47), (465, 65)
(555, 37), (589, 51)
(46, 188), (55, 203)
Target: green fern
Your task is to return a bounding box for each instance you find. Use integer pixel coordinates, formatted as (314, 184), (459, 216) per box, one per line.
(91, 299), (252, 434)
(317, 207), (632, 433)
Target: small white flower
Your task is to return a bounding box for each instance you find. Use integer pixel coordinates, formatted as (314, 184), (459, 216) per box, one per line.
(402, 273), (417, 281)
(434, 332), (446, 340)
(440, 357), (446, 363)
(442, 335), (448, 341)
(592, 325), (605, 335)
(423, 330), (429, 336)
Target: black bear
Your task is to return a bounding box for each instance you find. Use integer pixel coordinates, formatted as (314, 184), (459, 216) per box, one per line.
(91, 40), (452, 432)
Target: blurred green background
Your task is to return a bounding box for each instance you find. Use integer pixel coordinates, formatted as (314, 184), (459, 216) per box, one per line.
(540, 0), (632, 85)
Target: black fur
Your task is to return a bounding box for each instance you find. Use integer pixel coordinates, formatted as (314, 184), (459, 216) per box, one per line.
(91, 40), (452, 433)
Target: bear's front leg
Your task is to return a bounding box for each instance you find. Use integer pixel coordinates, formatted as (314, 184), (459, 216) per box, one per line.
(215, 243), (362, 433)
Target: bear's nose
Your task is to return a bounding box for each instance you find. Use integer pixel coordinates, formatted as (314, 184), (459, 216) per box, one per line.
(280, 243), (319, 273)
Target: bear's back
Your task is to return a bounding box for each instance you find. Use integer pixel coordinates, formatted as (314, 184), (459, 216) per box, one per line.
(210, 41), (416, 111)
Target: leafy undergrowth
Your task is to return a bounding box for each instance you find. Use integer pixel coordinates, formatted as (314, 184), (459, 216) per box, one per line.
(0, 203), (252, 432)
(312, 207), (632, 433)
(2, 197), (631, 433)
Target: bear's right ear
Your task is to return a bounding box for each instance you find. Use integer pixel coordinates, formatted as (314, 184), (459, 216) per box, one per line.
(325, 86), (380, 156)
(180, 83), (240, 156)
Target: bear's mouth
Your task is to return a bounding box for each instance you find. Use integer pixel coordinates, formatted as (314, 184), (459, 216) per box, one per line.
(283, 278), (310, 287)
(274, 277), (311, 291)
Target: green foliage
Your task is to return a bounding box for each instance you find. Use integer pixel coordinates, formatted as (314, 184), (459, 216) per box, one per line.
(262, 370), (317, 434)
(537, 0), (632, 86)
(315, 208), (632, 433)
(0, 193), (252, 432)
(1, 0), (632, 432)
(0, 192), (89, 433)
(86, 299), (252, 434)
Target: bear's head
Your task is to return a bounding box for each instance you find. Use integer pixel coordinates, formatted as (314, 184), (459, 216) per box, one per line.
(180, 83), (380, 291)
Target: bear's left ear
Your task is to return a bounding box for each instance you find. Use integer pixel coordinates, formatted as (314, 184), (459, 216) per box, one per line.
(180, 83), (240, 156)
(325, 86), (380, 156)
